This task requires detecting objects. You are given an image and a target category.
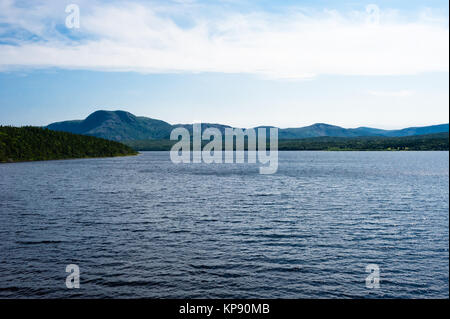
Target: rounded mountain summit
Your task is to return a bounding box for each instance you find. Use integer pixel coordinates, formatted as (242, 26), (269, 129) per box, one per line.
(47, 110), (173, 141)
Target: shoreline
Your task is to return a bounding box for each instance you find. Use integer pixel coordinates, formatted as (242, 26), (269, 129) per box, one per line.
(0, 153), (139, 164)
(2, 149), (448, 164)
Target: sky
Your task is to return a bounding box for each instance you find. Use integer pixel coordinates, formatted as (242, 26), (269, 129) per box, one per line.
(0, 0), (448, 129)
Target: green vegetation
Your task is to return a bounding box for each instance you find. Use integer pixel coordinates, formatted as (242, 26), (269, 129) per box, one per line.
(276, 133), (449, 151)
(124, 133), (449, 151)
(0, 126), (138, 163)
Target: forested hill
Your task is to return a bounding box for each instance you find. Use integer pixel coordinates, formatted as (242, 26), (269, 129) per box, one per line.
(0, 126), (137, 163)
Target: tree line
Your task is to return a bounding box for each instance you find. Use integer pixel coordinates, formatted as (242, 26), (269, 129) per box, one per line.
(124, 133), (449, 151)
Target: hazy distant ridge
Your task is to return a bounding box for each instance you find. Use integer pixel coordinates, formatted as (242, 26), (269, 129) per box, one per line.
(47, 110), (449, 142)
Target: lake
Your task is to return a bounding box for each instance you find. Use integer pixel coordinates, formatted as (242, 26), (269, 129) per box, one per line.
(0, 151), (448, 298)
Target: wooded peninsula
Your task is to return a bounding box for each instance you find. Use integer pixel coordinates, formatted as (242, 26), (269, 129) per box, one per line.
(0, 126), (137, 163)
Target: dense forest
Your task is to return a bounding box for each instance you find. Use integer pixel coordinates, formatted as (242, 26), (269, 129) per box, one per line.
(276, 133), (449, 151)
(124, 133), (449, 151)
(0, 126), (137, 163)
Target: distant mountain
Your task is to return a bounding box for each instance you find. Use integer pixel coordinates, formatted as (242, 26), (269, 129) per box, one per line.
(279, 123), (449, 139)
(371, 124), (450, 137)
(47, 110), (172, 141)
(47, 110), (449, 141)
(278, 123), (363, 139)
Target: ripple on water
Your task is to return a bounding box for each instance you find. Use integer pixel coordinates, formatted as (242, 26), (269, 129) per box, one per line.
(0, 151), (448, 298)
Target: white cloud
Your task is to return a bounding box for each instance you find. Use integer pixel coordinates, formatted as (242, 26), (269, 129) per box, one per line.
(368, 90), (414, 97)
(0, 1), (448, 78)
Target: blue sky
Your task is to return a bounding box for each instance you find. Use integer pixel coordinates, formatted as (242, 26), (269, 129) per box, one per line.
(0, 0), (448, 129)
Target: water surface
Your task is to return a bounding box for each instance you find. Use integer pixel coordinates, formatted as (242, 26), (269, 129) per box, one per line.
(0, 151), (448, 298)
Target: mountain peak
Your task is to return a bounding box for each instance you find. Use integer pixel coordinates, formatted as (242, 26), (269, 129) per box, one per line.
(85, 110), (135, 121)
(309, 123), (340, 128)
(48, 109), (172, 141)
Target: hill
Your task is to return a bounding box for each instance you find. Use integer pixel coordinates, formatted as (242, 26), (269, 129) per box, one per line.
(0, 126), (137, 163)
(47, 110), (173, 141)
(277, 123), (450, 139)
(47, 110), (449, 142)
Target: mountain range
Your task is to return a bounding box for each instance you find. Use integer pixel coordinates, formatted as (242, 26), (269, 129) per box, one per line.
(47, 110), (449, 142)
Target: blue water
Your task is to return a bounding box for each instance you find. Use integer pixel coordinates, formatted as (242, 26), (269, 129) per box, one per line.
(0, 151), (448, 298)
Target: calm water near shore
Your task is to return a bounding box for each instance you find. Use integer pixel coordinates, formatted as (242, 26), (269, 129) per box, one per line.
(0, 151), (448, 298)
